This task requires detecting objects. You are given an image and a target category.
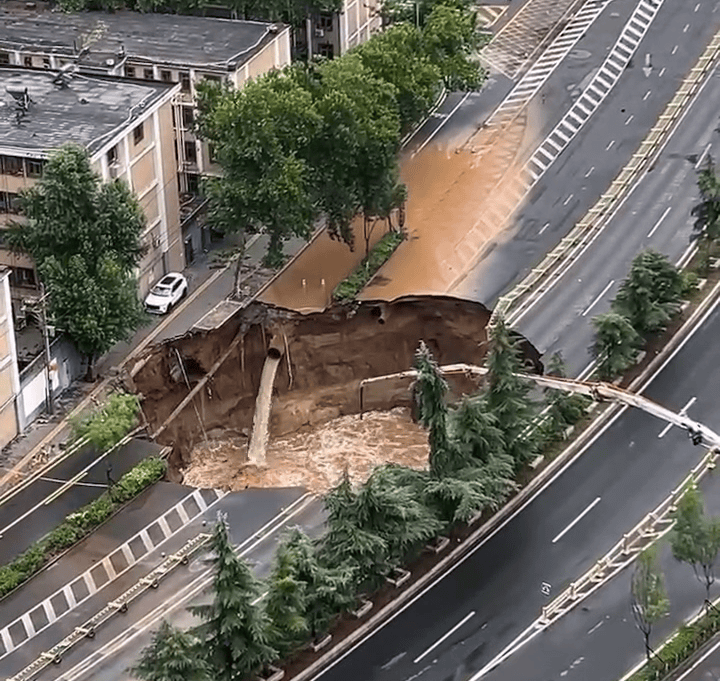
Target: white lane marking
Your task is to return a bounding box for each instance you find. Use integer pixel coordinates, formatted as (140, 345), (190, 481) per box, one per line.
(539, 222), (550, 235)
(647, 205), (672, 237)
(414, 92), (471, 156)
(684, 23), (690, 32)
(310, 293), (720, 681)
(606, 139), (615, 150)
(551, 497), (602, 544)
(587, 619), (605, 635)
(659, 66), (666, 77)
(694, 2), (701, 10)
(581, 280), (615, 317)
(563, 193), (574, 206)
(672, 45), (679, 54)
(696, 142), (712, 169)
(643, 90), (652, 101)
(625, 114), (634, 125)
(658, 396), (697, 437)
(584, 166), (595, 178)
(413, 611), (476, 664)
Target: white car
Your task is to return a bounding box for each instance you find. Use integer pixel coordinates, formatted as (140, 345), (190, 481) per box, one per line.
(144, 272), (188, 314)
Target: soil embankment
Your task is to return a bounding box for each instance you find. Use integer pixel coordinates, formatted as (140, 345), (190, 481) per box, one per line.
(130, 295), (541, 490)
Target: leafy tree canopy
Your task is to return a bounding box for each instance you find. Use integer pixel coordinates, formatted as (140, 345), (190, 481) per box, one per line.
(631, 545), (669, 662)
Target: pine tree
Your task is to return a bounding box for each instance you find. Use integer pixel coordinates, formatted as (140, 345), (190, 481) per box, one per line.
(131, 620), (209, 681)
(449, 395), (505, 465)
(541, 353), (590, 442)
(591, 312), (640, 380)
(190, 514), (276, 681)
(485, 318), (537, 467)
(692, 155), (720, 259)
(612, 250), (685, 335)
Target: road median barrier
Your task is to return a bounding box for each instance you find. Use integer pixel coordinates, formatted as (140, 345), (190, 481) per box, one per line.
(493, 30), (720, 329)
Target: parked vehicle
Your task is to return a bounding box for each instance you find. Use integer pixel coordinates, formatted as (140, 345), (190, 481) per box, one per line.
(144, 272), (188, 314)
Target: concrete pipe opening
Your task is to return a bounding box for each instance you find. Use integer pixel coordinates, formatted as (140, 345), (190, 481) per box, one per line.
(267, 346), (283, 360)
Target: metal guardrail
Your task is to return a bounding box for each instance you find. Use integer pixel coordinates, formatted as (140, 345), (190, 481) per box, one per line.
(490, 31), (720, 329)
(538, 448), (719, 627)
(7, 532), (211, 681)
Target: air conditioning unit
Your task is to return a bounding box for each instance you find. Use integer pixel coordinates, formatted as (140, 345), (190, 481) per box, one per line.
(108, 162), (119, 179)
(315, 28), (325, 37)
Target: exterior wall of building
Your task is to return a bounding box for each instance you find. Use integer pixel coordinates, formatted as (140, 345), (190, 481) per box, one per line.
(307, 0), (381, 57)
(0, 269), (20, 448)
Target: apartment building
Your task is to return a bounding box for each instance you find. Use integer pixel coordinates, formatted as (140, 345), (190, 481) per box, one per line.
(0, 67), (182, 305)
(307, 0), (383, 58)
(0, 268), (20, 449)
(0, 7), (292, 261)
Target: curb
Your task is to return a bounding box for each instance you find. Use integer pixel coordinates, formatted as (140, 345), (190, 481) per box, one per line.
(290, 276), (720, 681)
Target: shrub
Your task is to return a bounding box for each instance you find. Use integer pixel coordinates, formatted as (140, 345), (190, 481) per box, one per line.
(71, 392), (141, 452)
(45, 523), (82, 552)
(112, 457), (166, 503)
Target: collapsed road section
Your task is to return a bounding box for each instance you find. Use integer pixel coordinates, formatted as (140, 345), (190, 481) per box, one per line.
(127, 296), (541, 494)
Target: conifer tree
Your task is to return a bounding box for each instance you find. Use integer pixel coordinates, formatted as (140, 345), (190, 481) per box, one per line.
(485, 318), (537, 467)
(132, 621), (209, 681)
(190, 514), (276, 680)
(591, 311), (640, 380)
(541, 352), (590, 441)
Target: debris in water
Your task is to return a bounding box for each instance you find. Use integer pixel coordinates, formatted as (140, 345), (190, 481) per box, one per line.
(182, 407), (430, 495)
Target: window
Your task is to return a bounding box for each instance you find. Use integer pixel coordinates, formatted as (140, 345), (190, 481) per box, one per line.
(9, 267), (36, 288)
(125, 65), (136, 78)
(181, 106), (194, 129)
(143, 67), (154, 80)
(0, 192), (20, 214)
(23, 56), (32, 67)
(107, 145), (118, 166)
(160, 69), (172, 82)
(317, 12), (334, 30)
(186, 173), (200, 195)
(0, 53), (10, 65)
(25, 158), (44, 178)
(204, 74), (221, 84)
(184, 141), (197, 164)
(180, 72), (191, 93)
(42, 57), (50, 67)
(133, 122), (144, 145)
(0, 156), (24, 176)
(318, 42), (334, 59)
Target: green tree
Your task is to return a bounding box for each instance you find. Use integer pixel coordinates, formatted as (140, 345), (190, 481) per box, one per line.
(591, 312), (640, 380)
(485, 318), (537, 467)
(612, 250), (685, 336)
(671, 486), (720, 605)
(422, 3), (484, 90)
(541, 352), (590, 442)
(276, 528), (355, 640)
(196, 73), (321, 267)
(356, 23), (442, 132)
(692, 155), (720, 256)
(7, 144), (146, 380)
(311, 55), (402, 246)
(190, 515), (276, 680)
(631, 546), (669, 662)
(132, 620), (210, 681)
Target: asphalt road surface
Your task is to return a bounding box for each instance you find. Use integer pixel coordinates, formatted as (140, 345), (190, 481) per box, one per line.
(0, 438), (163, 564)
(456, 0), (720, 307)
(310, 294), (720, 681)
(515, 62), (720, 377)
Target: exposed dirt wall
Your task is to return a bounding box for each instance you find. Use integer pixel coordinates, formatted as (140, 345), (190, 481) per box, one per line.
(130, 295), (541, 477)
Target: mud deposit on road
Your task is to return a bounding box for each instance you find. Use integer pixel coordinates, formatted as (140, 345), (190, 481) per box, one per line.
(182, 407), (429, 493)
(130, 295), (540, 493)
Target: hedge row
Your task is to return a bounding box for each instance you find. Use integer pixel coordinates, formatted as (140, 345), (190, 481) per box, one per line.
(333, 230), (405, 303)
(0, 456), (166, 599)
(628, 605), (720, 681)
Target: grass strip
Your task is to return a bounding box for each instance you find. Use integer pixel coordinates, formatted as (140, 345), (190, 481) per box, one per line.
(0, 456), (166, 599)
(333, 230), (405, 303)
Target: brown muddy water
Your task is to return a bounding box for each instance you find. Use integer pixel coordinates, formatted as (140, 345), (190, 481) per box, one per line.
(182, 407), (430, 494)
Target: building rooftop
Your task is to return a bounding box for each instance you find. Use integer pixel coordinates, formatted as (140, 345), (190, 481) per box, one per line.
(0, 7), (281, 71)
(0, 68), (174, 154)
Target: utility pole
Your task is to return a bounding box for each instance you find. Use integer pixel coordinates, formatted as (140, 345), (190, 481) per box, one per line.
(24, 283), (54, 416)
